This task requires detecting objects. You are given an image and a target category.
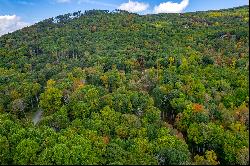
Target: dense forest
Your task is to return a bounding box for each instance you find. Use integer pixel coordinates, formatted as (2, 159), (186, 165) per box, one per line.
(0, 5), (249, 165)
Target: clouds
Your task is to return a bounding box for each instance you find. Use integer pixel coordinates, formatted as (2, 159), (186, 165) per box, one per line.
(118, 0), (189, 13)
(154, 0), (189, 13)
(0, 15), (30, 36)
(118, 0), (149, 13)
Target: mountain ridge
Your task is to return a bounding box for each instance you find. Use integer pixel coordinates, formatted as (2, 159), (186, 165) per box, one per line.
(1, 5), (249, 38)
(0, 5), (249, 165)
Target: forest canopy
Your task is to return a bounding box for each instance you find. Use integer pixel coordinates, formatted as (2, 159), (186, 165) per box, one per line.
(0, 6), (249, 165)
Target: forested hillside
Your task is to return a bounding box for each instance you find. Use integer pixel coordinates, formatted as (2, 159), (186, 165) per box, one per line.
(0, 6), (249, 165)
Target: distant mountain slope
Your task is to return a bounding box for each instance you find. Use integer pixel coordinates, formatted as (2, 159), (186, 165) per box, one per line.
(0, 6), (249, 60)
(0, 6), (249, 165)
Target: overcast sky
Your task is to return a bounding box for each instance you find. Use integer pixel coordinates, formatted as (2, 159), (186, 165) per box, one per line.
(0, 0), (249, 36)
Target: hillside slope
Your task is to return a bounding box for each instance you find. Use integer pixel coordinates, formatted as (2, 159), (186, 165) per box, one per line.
(0, 6), (249, 165)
